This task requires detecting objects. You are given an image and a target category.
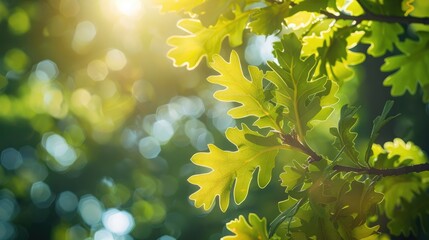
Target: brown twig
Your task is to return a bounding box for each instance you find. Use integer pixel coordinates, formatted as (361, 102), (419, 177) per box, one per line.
(280, 132), (322, 163)
(333, 163), (429, 176)
(320, 10), (429, 25)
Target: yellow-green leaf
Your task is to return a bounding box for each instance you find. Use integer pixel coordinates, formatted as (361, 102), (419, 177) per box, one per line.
(361, 22), (404, 57)
(222, 213), (270, 240)
(188, 124), (283, 212)
(167, 10), (250, 70)
(266, 34), (338, 140)
(208, 51), (282, 131)
(381, 33), (429, 102)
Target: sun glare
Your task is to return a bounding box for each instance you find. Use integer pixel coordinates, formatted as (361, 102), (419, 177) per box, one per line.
(113, 0), (142, 16)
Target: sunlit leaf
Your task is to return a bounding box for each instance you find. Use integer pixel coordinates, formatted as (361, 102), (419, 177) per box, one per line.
(208, 51), (283, 131)
(222, 213), (270, 240)
(266, 34), (338, 140)
(402, 0), (415, 16)
(167, 10), (250, 69)
(361, 22), (404, 57)
(371, 139), (429, 236)
(279, 161), (306, 192)
(381, 33), (429, 102)
(188, 124), (283, 212)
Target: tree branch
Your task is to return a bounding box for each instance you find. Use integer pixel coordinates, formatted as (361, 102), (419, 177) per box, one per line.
(280, 132), (322, 163)
(333, 163), (429, 176)
(320, 10), (429, 25)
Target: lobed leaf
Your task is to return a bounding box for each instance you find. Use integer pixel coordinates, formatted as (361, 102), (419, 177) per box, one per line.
(167, 10), (249, 70)
(188, 124), (283, 212)
(279, 161), (307, 192)
(330, 104), (361, 167)
(208, 51), (283, 131)
(248, 3), (289, 35)
(222, 213), (270, 240)
(387, 193), (429, 236)
(381, 33), (429, 102)
(372, 139), (429, 219)
(266, 34), (338, 140)
(361, 22), (404, 57)
(364, 100), (399, 164)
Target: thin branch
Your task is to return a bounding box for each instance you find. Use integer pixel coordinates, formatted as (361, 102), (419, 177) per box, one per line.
(280, 132), (322, 162)
(320, 10), (429, 25)
(333, 163), (429, 176)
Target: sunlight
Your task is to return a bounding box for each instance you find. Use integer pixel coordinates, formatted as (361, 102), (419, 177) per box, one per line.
(113, 0), (142, 17)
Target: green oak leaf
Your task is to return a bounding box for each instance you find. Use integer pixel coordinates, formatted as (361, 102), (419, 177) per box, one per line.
(167, 10), (250, 70)
(188, 124), (283, 212)
(279, 161), (307, 192)
(266, 34), (338, 140)
(381, 33), (429, 102)
(222, 213), (270, 240)
(208, 51), (283, 131)
(336, 180), (384, 224)
(316, 29), (365, 82)
(364, 100), (399, 164)
(372, 139), (429, 219)
(248, 3), (289, 35)
(330, 104), (361, 167)
(361, 22), (404, 57)
(387, 193), (429, 237)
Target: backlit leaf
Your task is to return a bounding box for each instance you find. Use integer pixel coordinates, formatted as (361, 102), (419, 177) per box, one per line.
(266, 34), (338, 140)
(208, 51), (283, 131)
(167, 10), (250, 69)
(370, 139), (429, 236)
(279, 161), (307, 192)
(188, 124), (283, 212)
(381, 33), (429, 102)
(222, 213), (270, 240)
(361, 22), (404, 57)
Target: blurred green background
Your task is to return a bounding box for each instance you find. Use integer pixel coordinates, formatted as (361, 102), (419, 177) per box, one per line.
(0, 0), (428, 239)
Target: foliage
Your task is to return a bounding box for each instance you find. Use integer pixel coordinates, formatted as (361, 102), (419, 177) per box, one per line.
(160, 0), (429, 239)
(1, 0), (429, 239)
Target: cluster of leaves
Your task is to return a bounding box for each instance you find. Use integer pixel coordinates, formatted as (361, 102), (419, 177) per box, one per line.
(159, 0), (429, 101)
(158, 0), (429, 239)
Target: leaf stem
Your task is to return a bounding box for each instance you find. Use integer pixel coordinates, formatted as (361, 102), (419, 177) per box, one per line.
(332, 163), (429, 176)
(320, 10), (429, 25)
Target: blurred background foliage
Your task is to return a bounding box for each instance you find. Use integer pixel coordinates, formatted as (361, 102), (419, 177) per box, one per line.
(0, 0), (428, 239)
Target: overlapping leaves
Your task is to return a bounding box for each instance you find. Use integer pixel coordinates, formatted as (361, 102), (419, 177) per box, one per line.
(330, 105), (361, 166)
(266, 34), (338, 140)
(371, 139), (429, 236)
